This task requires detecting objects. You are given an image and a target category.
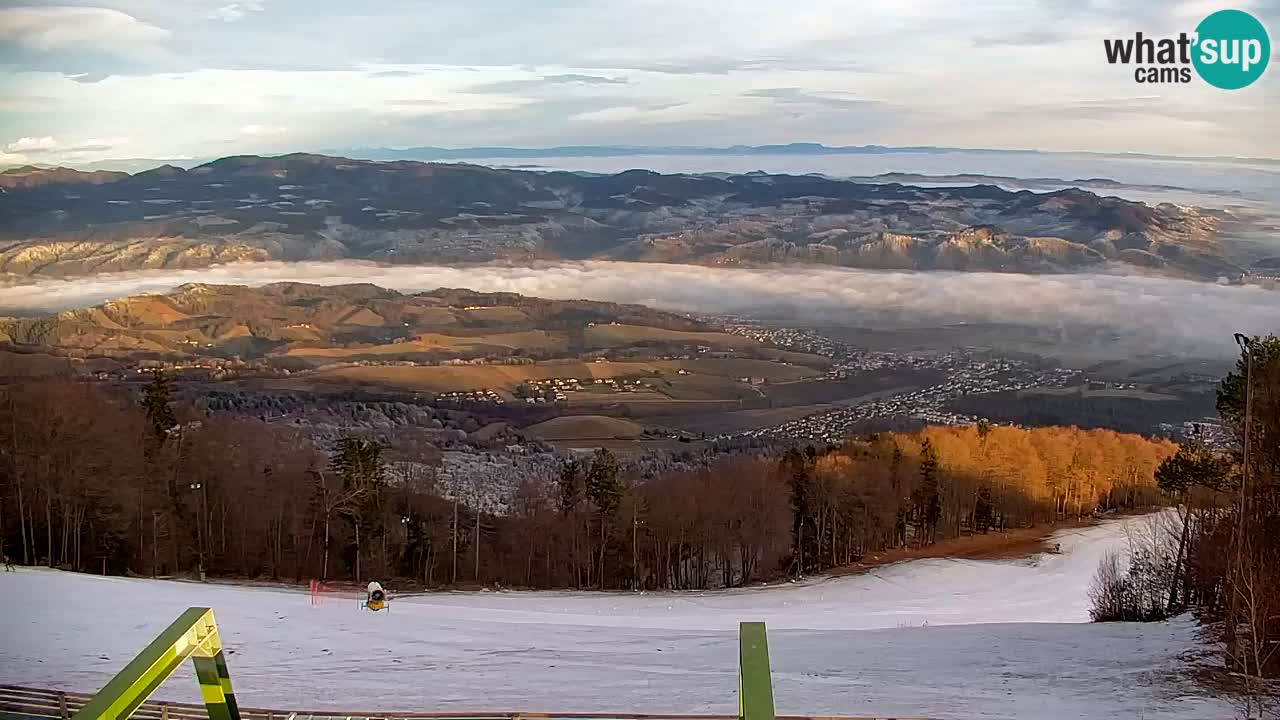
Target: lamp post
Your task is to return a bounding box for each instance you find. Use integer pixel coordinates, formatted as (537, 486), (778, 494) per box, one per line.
(189, 481), (206, 581)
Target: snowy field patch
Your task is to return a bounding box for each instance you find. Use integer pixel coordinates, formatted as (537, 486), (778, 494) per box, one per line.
(0, 515), (1230, 719)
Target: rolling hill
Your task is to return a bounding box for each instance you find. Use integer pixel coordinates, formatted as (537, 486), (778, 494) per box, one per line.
(0, 153), (1237, 280)
(0, 282), (740, 365)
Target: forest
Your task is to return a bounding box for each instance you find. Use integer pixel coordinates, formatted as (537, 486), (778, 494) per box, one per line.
(1079, 335), (1279, 703)
(0, 373), (1173, 591)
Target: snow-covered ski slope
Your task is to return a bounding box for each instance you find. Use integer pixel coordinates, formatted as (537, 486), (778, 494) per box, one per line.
(0, 514), (1229, 720)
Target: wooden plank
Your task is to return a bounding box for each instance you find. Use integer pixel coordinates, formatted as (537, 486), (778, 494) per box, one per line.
(1, 685), (931, 720)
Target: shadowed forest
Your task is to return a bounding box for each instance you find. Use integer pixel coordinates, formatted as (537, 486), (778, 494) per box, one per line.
(0, 376), (1171, 590)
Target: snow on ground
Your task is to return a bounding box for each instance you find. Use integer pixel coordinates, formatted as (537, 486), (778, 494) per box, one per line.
(0, 515), (1231, 719)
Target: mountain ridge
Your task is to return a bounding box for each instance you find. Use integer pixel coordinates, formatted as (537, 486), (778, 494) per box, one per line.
(0, 153), (1237, 281)
(0, 281), (711, 361)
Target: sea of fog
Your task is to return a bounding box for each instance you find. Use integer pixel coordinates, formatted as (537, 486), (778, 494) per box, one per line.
(3, 261), (1276, 360)
(5, 151), (1277, 362)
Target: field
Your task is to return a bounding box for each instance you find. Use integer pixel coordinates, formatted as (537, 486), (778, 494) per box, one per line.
(459, 306), (532, 324)
(762, 369), (940, 407)
(284, 331), (571, 362)
(583, 324), (758, 350)
(675, 358), (818, 383)
(0, 515), (1229, 719)
(524, 415), (645, 440)
(751, 347), (833, 369)
(652, 405), (831, 434)
(311, 360), (667, 392)
(307, 358), (817, 394)
(1021, 386), (1180, 401)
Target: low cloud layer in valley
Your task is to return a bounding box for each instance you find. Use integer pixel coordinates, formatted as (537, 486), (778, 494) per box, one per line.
(1, 261), (1275, 359)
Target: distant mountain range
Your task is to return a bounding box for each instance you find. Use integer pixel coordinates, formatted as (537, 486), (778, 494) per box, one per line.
(330, 143), (1280, 165)
(0, 152), (1242, 281)
(17, 143), (1280, 174)
(336, 143), (1025, 161)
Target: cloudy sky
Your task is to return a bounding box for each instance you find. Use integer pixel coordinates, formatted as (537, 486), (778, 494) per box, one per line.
(1, 0), (1277, 166)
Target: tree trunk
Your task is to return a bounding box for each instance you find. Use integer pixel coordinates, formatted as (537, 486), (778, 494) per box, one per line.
(151, 511), (158, 577)
(598, 515), (607, 588)
(45, 493), (53, 568)
(137, 488), (144, 574)
(322, 510), (331, 581)
(74, 507), (83, 571)
(1167, 502), (1191, 613)
(60, 505), (70, 566)
(18, 480), (28, 565)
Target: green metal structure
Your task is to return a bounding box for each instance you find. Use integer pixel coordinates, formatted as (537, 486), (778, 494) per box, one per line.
(738, 622), (776, 720)
(73, 607), (240, 720)
(65, 609), (776, 720)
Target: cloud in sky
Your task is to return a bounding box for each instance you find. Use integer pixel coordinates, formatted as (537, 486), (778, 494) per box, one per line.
(465, 73), (629, 93)
(240, 124), (287, 137)
(0, 0), (1276, 161)
(972, 29), (1069, 47)
(0, 6), (169, 51)
(0, 135), (127, 164)
(4, 136), (59, 153)
(1, 261), (1275, 359)
(208, 2), (265, 23)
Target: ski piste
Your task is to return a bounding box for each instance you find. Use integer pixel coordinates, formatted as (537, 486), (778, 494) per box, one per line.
(0, 518), (1232, 720)
(0, 608), (883, 720)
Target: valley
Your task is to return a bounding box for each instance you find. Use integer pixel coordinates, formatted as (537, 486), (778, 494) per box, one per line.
(0, 282), (1223, 471)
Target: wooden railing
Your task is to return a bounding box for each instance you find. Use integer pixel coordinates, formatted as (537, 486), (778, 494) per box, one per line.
(0, 686), (262, 720)
(0, 686), (925, 720)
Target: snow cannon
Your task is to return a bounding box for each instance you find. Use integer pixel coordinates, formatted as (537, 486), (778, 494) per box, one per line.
(363, 580), (387, 611)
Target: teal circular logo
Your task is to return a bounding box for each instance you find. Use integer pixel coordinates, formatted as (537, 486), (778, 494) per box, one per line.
(1192, 10), (1270, 89)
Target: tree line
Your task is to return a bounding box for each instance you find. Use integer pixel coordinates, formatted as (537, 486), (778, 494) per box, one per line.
(1123, 335), (1279, 692)
(0, 373), (1172, 590)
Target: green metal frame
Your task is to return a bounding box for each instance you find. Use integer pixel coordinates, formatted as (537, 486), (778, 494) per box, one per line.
(738, 622), (775, 720)
(74, 607), (240, 720)
(74, 608), (773, 720)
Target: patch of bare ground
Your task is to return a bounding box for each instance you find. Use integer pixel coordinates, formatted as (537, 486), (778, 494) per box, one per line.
(827, 517), (1099, 577)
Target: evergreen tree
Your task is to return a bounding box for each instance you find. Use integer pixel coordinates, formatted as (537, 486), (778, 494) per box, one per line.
(781, 447), (817, 574)
(586, 449), (621, 518)
(329, 436), (387, 580)
(1215, 334), (1279, 478)
(585, 448), (621, 584)
(889, 443), (908, 546)
(330, 437), (386, 493)
(915, 439), (942, 545)
(1154, 438), (1232, 495)
(141, 370), (177, 443)
(974, 485), (994, 534)
(976, 419), (993, 439)
(557, 458), (583, 515)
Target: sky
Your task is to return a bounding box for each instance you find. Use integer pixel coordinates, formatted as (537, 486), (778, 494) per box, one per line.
(0, 0), (1277, 166)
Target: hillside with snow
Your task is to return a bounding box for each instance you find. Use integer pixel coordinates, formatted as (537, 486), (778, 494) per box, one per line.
(0, 514), (1230, 719)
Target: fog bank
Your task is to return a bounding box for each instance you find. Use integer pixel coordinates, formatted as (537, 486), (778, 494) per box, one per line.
(1, 261), (1276, 358)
